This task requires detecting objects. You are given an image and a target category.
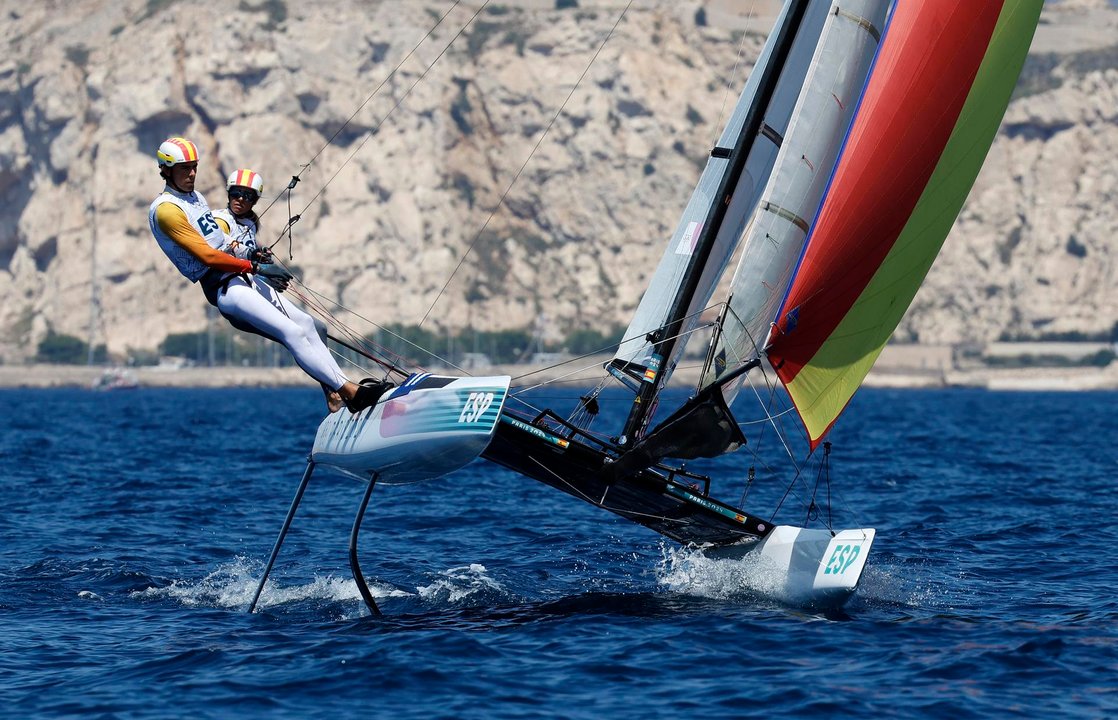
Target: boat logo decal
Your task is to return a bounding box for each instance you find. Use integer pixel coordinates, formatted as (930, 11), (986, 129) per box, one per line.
(501, 416), (569, 449)
(393, 372), (456, 399)
(783, 306), (800, 333)
(823, 543), (861, 575)
(665, 484), (748, 524)
(392, 372), (429, 399)
(458, 392), (495, 424)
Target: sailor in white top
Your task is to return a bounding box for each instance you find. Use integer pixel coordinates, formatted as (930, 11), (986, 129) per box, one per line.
(149, 139), (389, 414)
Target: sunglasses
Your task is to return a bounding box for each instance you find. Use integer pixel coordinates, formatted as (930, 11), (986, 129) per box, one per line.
(229, 188), (259, 202)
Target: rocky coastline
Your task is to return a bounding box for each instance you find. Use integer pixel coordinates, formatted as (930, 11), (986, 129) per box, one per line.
(2, 1), (1116, 365)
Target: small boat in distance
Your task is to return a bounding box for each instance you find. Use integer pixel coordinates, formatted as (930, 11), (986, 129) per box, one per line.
(92, 368), (139, 391)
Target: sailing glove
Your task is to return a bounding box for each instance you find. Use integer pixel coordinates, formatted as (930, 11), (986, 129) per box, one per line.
(253, 262), (293, 292)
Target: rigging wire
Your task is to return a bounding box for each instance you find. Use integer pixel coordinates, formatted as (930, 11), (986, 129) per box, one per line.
(266, 0), (493, 251)
(215, 1), (879, 543)
(286, 284), (404, 378)
(747, 360), (786, 453)
(823, 441), (833, 531)
(806, 444), (826, 524)
(736, 406), (796, 425)
(288, 280), (446, 374)
(264, 1), (640, 384)
(710, 0), (759, 147)
(747, 368), (802, 474)
(259, 2), (837, 528)
(728, 357), (818, 515)
(264, 2), (736, 408)
(415, 0), (635, 331)
(510, 316), (715, 391)
(509, 356), (621, 396)
(256, 0), (466, 224)
(738, 361), (857, 528)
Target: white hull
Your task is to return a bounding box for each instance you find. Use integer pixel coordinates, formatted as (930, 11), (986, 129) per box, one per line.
(311, 374), (511, 484)
(711, 526), (876, 608)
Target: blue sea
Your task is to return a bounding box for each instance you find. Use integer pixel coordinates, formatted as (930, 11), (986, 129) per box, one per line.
(1, 385), (1115, 718)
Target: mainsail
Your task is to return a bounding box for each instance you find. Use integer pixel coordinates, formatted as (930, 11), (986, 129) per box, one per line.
(766, 0), (1043, 446)
(702, 0), (890, 401)
(610, 0), (834, 441)
(614, 0), (1041, 470)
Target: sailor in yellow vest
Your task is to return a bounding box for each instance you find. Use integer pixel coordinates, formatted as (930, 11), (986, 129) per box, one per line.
(148, 137), (387, 413)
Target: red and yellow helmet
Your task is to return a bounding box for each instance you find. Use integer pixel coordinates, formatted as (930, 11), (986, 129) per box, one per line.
(156, 137), (199, 167)
(226, 169), (264, 194)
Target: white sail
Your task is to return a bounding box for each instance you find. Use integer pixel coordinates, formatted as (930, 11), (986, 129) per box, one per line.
(612, 0), (834, 386)
(702, 0), (890, 400)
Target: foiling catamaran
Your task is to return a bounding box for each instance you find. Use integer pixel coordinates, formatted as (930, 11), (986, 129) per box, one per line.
(247, 0), (1041, 615)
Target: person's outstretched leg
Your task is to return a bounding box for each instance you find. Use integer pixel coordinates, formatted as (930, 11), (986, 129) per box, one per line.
(219, 277), (386, 413)
(257, 280), (360, 413)
(219, 278), (346, 385)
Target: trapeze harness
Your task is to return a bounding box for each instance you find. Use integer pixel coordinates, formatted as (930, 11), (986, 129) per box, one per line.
(149, 188), (349, 390)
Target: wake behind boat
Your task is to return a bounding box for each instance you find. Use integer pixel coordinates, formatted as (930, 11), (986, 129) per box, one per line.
(247, 0), (1042, 616)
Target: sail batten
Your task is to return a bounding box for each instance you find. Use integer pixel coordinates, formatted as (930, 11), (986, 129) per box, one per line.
(702, 0), (890, 400)
(767, 0), (1044, 447)
(613, 0), (834, 440)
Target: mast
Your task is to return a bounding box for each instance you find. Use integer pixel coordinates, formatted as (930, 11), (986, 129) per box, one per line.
(618, 0), (811, 444)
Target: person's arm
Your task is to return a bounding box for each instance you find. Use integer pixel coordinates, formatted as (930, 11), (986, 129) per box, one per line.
(213, 216), (244, 256)
(155, 204), (253, 274)
(213, 216), (258, 259)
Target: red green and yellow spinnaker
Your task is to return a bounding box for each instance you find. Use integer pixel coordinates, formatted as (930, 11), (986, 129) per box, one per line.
(766, 0), (1043, 448)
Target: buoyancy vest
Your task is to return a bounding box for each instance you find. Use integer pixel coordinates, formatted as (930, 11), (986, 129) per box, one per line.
(148, 187), (226, 282)
(212, 208), (259, 259)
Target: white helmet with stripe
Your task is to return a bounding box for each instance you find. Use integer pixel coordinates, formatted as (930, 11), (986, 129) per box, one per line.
(156, 137), (199, 167)
(226, 169), (264, 195)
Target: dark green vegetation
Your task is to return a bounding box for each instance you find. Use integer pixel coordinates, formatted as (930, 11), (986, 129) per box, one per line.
(998, 322), (1118, 343)
(983, 349), (1116, 369)
(157, 329), (292, 368)
(138, 323), (625, 368)
(36, 331), (106, 365)
(362, 323), (624, 366)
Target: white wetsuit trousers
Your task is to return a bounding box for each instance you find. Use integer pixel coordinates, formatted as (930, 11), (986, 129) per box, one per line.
(215, 275), (348, 390)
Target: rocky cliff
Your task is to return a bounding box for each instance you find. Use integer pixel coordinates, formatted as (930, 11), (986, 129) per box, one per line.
(1, 0), (1115, 363)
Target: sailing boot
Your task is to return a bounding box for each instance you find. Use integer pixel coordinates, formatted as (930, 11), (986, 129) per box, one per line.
(344, 378), (395, 414)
